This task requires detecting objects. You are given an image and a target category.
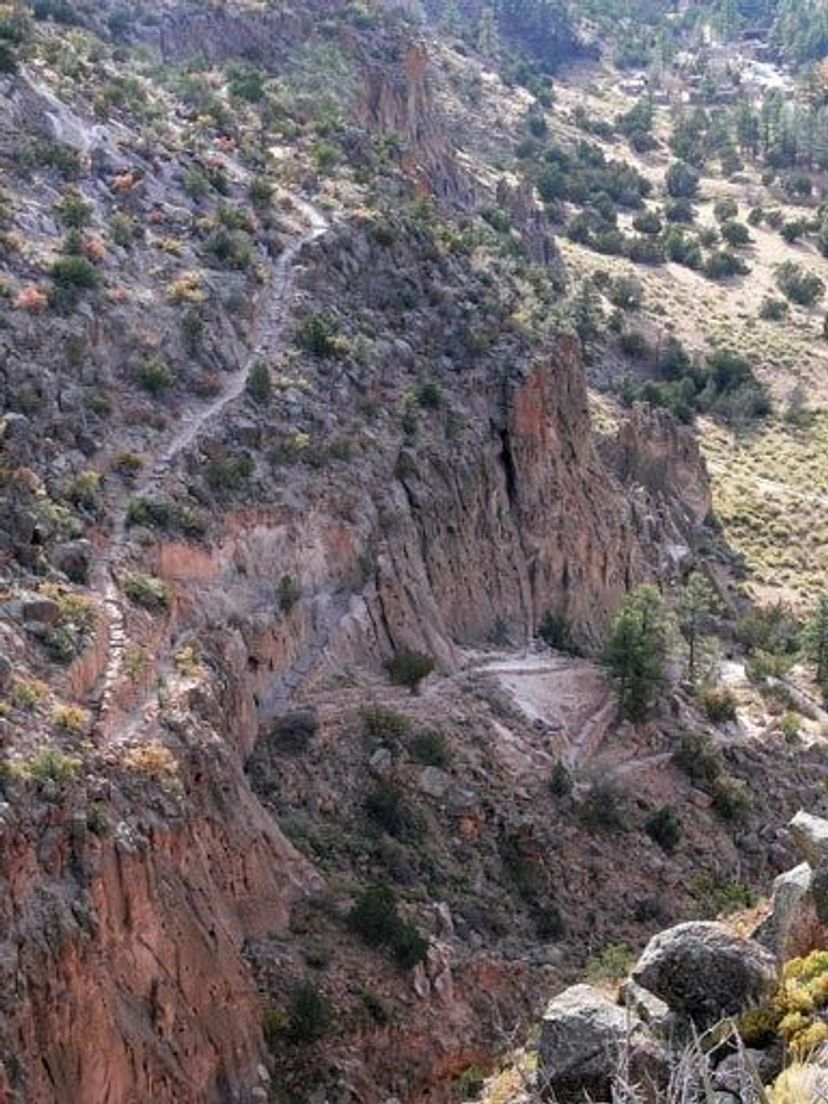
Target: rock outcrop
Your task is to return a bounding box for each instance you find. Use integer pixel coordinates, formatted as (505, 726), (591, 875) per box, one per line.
(757, 809), (828, 954)
(631, 921), (776, 1025)
(495, 178), (565, 275)
(0, 732), (317, 1104)
(371, 338), (642, 660)
(538, 984), (668, 1103)
(361, 42), (472, 204)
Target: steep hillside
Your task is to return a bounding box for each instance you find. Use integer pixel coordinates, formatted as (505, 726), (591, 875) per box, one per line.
(2, 2), (828, 1103)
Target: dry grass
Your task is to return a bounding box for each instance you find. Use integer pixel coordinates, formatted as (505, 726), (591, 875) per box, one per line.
(550, 65), (828, 611)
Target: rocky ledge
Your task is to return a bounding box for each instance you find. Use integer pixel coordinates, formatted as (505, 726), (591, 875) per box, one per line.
(535, 808), (828, 1104)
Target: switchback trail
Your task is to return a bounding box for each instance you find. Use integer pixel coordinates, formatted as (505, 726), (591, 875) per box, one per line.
(91, 197), (329, 738)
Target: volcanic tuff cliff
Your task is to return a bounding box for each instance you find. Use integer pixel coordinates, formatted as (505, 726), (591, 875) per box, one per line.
(0, 2), (809, 1103)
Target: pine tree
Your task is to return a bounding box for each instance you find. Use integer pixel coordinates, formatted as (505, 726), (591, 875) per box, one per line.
(678, 570), (718, 685)
(603, 586), (670, 722)
(569, 278), (604, 345)
(805, 593), (828, 696)
(736, 100), (760, 159)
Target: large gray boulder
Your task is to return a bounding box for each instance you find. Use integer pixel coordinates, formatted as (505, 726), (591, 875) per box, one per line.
(789, 810), (828, 867)
(538, 984), (668, 1103)
(632, 922), (776, 1025)
(756, 863), (813, 956)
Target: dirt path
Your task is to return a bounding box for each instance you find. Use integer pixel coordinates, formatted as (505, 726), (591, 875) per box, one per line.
(480, 652), (620, 771)
(91, 197), (329, 738)
(480, 651), (684, 780)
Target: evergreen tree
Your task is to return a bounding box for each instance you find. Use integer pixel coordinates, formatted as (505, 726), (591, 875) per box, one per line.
(569, 278), (604, 345)
(678, 570), (718, 685)
(736, 100), (760, 159)
(817, 212), (828, 257)
(603, 586), (670, 722)
(805, 593), (828, 696)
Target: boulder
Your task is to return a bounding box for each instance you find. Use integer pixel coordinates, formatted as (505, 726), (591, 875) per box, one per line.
(418, 766), (451, 799)
(618, 979), (670, 1030)
(369, 747), (394, 778)
(21, 598), (60, 626)
(756, 863), (813, 956)
(52, 540), (92, 583)
(810, 861), (828, 924)
(631, 922), (776, 1024)
(789, 810), (828, 866)
(713, 1045), (783, 1094)
(0, 654), (11, 693)
(538, 984), (668, 1103)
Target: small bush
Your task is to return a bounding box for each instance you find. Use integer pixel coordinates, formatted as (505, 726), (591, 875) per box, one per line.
(759, 296), (789, 321)
(776, 260), (825, 307)
(645, 805), (682, 853)
(203, 227), (252, 269)
(665, 160), (699, 198)
(58, 191), (92, 229)
(736, 603), (801, 657)
(620, 330), (650, 359)
(780, 218), (807, 243)
(50, 254), (99, 306)
(123, 573), (171, 611)
(549, 760), (572, 797)
(672, 732), (720, 787)
(52, 704), (89, 734)
(247, 361), (271, 404)
(607, 274), (644, 310)
(364, 782), (419, 839)
(10, 679), (46, 710)
(720, 220), (750, 247)
(703, 250), (749, 280)
(277, 574), (301, 614)
(538, 611), (576, 653)
(632, 210), (662, 236)
(110, 213), (134, 248)
(26, 747), (81, 784)
(86, 804), (110, 836)
(417, 381), (442, 409)
(248, 176), (273, 207)
(690, 872), (753, 918)
(122, 740), (178, 779)
(362, 704), (411, 742)
(384, 649), (434, 692)
(286, 980), (331, 1043)
(698, 685), (738, 723)
(268, 711), (318, 754)
(453, 1066), (486, 1100)
(586, 943), (635, 983)
(410, 728), (451, 768)
(713, 197), (738, 223)
(135, 356), (174, 395)
(205, 454), (253, 492)
(297, 314), (339, 358)
(578, 780), (626, 833)
(664, 197), (695, 223)
(711, 775), (751, 822)
(347, 885), (428, 970)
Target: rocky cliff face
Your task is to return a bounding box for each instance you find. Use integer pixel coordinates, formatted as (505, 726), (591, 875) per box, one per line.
(373, 339), (641, 664)
(0, 4), (752, 1103)
(1, 727), (316, 1104)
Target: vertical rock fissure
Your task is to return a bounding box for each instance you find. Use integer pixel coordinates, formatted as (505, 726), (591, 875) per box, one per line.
(498, 427), (518, 507)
